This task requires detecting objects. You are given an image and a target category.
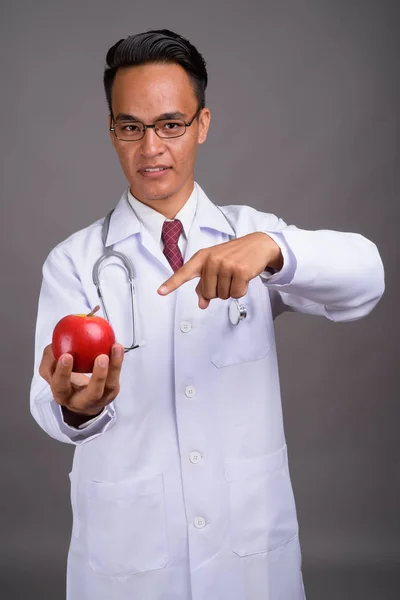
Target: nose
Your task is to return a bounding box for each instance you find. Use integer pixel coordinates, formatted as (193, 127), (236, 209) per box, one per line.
(139, 127), (165, 157)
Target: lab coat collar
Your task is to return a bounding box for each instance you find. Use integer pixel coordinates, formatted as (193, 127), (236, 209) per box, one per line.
(105, 182), (234, 248)
(105, 188), (141, 247)
(193, 183), (235, 236)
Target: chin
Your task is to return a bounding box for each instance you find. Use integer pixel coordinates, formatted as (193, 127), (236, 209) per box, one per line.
(132, 180), (177, 202)
(142, 186), (174, 202)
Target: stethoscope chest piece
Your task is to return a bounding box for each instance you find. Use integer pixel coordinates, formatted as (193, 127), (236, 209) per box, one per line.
(229, 300), (247, 325)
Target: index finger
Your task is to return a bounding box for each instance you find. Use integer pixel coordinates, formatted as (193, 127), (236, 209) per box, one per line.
(157, 251), (205, 296)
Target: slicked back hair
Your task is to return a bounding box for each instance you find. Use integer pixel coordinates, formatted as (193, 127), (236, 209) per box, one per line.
(104, 29), (208, 116)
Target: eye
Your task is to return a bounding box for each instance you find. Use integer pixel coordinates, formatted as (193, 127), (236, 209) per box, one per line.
(160, 120), (184, 131)
(122, 123), (141, 132)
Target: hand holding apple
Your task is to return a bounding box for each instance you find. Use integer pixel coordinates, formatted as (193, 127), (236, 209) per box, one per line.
(39, 307), (124, 426)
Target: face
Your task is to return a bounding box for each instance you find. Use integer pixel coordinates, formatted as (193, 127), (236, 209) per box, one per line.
(109, 63), (210, 217)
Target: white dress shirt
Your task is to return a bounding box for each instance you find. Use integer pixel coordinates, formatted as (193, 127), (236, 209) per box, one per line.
(127, 185), (198, 257)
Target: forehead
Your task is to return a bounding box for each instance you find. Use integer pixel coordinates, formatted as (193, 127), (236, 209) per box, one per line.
(111, 63), (198, 119)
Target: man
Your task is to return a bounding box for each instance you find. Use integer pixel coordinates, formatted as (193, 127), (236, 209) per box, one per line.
(30, 29), (384, 600)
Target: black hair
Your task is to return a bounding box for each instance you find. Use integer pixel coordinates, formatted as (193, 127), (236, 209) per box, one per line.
(103, 29), (208, 116)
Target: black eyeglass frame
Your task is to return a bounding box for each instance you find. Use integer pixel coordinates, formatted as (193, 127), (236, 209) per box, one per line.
(110, 107), (202, 142)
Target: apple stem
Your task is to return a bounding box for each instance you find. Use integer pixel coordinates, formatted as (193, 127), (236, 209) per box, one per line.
(86, 305), (100, 317)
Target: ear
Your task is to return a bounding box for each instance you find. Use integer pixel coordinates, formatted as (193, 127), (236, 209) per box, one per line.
(197, 108), (211, 145)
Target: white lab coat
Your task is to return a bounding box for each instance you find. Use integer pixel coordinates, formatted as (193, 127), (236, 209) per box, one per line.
(30, 184), (384, 600)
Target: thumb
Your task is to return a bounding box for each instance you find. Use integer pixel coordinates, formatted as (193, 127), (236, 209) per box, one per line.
(195, 281), (210, 310)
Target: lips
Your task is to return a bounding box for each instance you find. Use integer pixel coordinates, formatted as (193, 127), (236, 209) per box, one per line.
(137, 165), (172, 180)
(138, 166), (171, 173)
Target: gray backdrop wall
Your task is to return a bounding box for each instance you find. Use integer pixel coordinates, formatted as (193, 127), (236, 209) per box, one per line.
(1, 0), (399, 598)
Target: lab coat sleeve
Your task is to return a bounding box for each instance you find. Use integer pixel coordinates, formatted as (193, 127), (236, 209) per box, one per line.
(258, 221), (385, 321)
(30, 244), (117, 445)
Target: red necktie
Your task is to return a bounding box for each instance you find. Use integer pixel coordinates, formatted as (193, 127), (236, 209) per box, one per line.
(161, 219), (184, 272)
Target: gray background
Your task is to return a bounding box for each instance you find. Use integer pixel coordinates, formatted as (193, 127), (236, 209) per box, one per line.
(0, 0), (399, 598)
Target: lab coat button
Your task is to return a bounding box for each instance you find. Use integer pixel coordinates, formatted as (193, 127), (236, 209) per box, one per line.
(180, 321), (192, 333)
(194, 516), (206, 529)
(185, 386), (196, 398)
(189, 451), (202, 464)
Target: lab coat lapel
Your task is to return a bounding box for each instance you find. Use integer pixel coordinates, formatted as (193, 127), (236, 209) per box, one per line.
(140, 226), (172, 274)
(106, 188), (173, 274)
(184, 185), (235, 263)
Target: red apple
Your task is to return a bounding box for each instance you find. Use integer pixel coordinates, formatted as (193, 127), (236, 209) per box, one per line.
(52, 306), (116, 373)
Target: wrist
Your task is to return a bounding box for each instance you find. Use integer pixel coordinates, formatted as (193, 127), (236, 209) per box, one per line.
(61, 405), (103, 428)
(263, 234), (284, 271)
(268, 250), (284, 271)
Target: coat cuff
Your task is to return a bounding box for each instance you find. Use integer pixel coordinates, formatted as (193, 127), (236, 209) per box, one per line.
(259, 232), (297, 285)
(51, 400), (116, 443)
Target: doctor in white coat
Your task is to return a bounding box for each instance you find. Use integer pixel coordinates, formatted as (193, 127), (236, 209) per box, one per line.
(30, 30), (385, 600)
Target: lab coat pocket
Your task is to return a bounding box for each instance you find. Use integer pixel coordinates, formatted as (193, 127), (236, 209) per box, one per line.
(224, 445), (298, 557)
(209, 282), (271, 368)
(84, 473), (170, 577)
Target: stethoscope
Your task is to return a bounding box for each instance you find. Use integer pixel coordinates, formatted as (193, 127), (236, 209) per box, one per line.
(92, 205), (247, 352)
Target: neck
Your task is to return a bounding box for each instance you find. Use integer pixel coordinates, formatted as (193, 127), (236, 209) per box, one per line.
(130, 179), (195, 220)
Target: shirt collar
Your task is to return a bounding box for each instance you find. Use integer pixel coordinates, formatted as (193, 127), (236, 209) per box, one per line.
(105, 182), (234, 247)
(127, 185), (198, 245)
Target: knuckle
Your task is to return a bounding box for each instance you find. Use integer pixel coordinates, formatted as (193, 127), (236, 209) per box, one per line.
(208, 255), (221, 269)
(222, 257), (239, 273)
(93, 368), (108, 383)
(104, 382), (120, 397)
(90, 398), (104, 409)
(230, 290), (242, 299)
(218, 263), (232, 276)
(52, 375), (68, 391)
(235, 285), (248, 298)
(97, 372), (108, 383)
(92, 377), (107, 393)
(52, 383), (70, 398)
(203, 291), (216, 301)
(235, 263), (248, 278)
(86, 391), (103, 405)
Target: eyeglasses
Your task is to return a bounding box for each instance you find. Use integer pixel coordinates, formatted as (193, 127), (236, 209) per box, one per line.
(110, 108), (202, 142)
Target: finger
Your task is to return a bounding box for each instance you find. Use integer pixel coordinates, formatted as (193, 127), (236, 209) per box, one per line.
(68, 355), (110, 414)
(230, 274), (249, 299)
(195, 280), (210, 310)
(39, 344), (57, 384)
(83, 354), (109, 404)
(158, 252), (205, 295)
(51, 354), (73, 405)
(103, 344), (124, 399)
(201, 263), (218, 300)
(216, 271), (233, 300)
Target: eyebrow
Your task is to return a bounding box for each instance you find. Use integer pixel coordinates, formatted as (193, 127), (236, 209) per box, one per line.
(114, 111), (187, 122)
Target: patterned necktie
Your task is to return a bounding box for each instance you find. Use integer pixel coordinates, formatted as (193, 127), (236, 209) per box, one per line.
(161, 219), (184, 272)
